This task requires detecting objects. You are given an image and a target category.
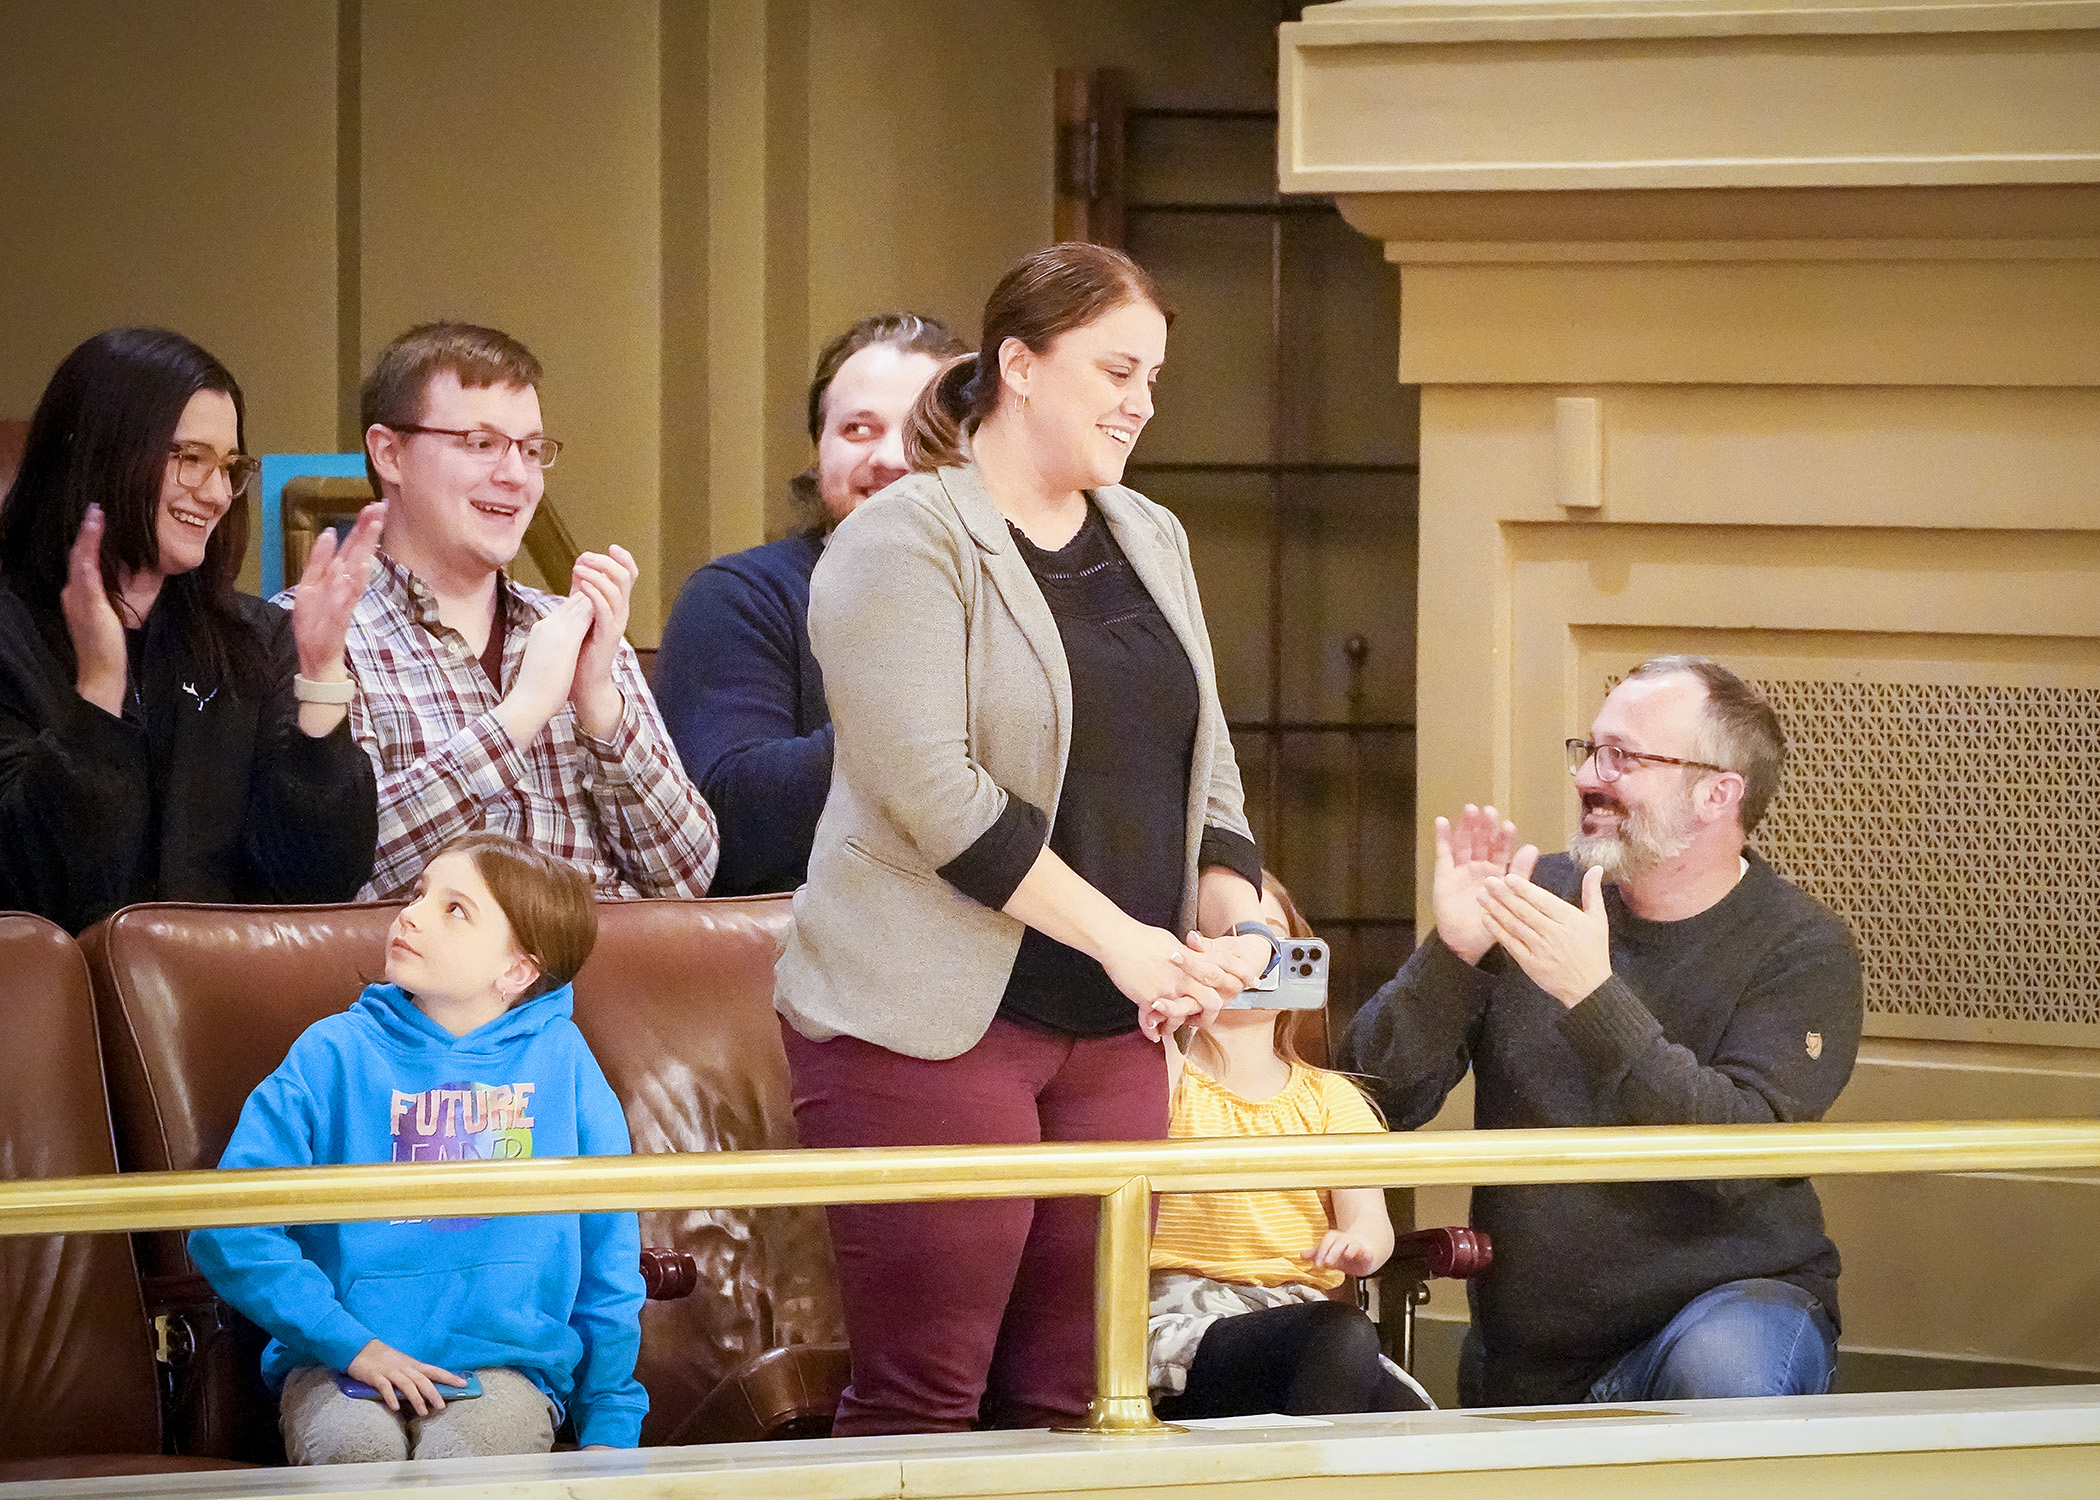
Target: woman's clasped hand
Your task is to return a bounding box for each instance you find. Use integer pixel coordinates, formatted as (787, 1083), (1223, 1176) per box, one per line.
(1106, 923), (1265, 1039)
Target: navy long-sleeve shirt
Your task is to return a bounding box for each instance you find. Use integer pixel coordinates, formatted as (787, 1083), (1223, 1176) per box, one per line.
(656, 530), (831, 897)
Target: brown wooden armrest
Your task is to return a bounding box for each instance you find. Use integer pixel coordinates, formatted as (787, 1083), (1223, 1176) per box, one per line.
(639, 1246), (698, 1300)
(1388, 1227), (1493, 1282)
(668, 1343), (851, 1445)
(140, 1273), (283, 1463)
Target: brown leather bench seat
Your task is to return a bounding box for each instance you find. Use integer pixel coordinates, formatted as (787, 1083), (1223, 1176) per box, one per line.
(0, 913), (247, 1480)
(80, 896), (848, 1461)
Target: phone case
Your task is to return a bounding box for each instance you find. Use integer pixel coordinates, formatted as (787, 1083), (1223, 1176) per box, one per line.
(333, 1370), (483, 1401)
(1226, 939), (1329, 1010)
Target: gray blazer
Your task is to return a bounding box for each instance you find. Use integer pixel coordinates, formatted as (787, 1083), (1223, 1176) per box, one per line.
(774, 463), (1254, 1060)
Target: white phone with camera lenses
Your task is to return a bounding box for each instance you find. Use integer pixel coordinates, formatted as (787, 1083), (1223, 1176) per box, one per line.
(1227, 939), (1329, 1011)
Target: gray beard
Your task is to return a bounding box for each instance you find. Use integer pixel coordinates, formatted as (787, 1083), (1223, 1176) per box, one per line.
(1569, 791), (1695, 883)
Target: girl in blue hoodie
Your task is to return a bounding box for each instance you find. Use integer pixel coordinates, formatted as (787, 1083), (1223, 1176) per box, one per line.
(190, 831), (646, 1463)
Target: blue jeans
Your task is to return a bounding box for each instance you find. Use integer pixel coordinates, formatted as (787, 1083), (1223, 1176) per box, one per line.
(1586, 1278), (1838, 1403)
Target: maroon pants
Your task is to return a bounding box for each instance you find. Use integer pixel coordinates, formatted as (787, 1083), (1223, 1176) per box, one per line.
(781, 1016), (1169, 1436)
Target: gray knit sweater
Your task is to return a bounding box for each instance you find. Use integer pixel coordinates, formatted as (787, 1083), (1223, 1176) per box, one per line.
(1340, 849), (1864, 1406)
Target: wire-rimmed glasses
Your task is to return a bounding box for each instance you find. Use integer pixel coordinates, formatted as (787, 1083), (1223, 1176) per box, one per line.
(1565, 739), (1734, 782)
(389, 425), (563, 470)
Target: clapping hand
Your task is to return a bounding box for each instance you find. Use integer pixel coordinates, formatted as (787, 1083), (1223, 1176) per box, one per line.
(497, 592), (595, 745)
(567, 545), (637, 740)
(61, 504), (127, 715)
(1432, 805), (1538, 964)
(1480, 862), (1612, 1008)
(288, 502), (386, 682)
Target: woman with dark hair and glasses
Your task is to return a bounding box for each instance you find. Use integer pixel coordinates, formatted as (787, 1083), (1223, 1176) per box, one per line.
(0, 327), (383, 932)
(655, 311), (965, 895)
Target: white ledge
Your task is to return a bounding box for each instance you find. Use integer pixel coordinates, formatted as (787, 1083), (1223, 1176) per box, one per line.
(12, 1386), (2100, 1499)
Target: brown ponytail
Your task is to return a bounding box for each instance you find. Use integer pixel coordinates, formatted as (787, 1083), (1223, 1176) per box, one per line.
(903, 242), (1171, 474)
(903, 352), (988, 472)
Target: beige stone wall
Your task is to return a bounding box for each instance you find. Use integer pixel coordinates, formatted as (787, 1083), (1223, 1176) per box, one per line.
(356, 0), (667, 611)
(2, 0), (670, 605)
(1287, 0), (2100, 1373)
(0, 0), (1294, 636)
(804, 1), (1280, 339)
(0, 1), (340, 478)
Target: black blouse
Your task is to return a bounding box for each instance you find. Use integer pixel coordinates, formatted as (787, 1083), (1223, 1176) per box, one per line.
(933, 502), (1260, 1036)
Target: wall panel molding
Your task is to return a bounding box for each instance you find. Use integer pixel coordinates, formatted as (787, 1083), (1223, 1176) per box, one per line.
(1397, 258), (2100, 385)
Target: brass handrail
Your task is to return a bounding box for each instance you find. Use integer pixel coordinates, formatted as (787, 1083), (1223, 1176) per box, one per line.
(7, 1119), (2098, 1435)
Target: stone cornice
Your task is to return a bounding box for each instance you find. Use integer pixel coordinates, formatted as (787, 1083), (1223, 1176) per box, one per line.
(1282, 0), (2100, 195)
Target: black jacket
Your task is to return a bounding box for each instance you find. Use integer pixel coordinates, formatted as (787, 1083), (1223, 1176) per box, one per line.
(0, 586), (377, 933)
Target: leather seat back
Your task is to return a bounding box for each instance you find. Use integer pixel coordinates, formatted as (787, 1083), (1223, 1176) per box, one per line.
(561, 897), (843, 1445)
(84, 896), (843, 1454)
(0, 913), (162, 1462)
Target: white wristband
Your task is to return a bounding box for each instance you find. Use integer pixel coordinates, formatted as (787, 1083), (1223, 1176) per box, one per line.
(293, 674), (356, 705)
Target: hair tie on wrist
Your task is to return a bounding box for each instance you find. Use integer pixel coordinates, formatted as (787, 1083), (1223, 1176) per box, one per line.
(293, 674), (355, 705)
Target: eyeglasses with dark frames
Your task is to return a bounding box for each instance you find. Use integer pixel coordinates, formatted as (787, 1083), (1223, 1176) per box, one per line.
(390, 425), (563, 470)
(168, 446), (262, 498)
(1566, 739), (1735, 782)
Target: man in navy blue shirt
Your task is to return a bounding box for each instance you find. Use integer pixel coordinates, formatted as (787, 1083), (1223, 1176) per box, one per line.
(655, 314), (961, 895)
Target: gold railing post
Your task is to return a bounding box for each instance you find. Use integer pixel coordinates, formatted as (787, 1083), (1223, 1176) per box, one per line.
(1068, 1174), (1179, 1435)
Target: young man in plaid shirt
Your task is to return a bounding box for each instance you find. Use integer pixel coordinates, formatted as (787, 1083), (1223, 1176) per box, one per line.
(285, 323), (718, 900)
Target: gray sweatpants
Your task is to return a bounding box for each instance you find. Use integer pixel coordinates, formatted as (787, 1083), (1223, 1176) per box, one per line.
(280, 1365), (557, 1464)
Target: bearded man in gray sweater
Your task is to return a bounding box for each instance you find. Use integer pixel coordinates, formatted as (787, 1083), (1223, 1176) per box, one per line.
(1343, 655), (1863, 1408)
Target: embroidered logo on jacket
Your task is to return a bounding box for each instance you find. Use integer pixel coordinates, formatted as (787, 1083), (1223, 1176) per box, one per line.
(1805, 1032), (1823, 1060)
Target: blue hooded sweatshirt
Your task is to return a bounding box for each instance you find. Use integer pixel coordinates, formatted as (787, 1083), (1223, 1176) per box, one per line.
(188, 981), (647, 1447)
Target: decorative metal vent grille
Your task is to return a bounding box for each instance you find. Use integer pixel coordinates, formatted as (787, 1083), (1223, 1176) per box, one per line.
(1751, 680), (2100, 1029)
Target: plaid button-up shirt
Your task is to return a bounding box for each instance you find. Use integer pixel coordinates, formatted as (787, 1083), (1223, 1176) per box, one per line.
(298, 553), (719, 901)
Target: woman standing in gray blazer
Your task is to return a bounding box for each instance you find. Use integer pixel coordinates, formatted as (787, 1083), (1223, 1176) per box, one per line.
(776, 244), (1276, 1436)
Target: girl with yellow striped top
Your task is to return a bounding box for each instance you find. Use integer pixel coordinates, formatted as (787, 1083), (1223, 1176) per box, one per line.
(1149, 875), (1432, 1418)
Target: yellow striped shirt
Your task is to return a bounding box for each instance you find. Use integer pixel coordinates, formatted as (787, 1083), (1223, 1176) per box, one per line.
(1149, 1061), (1385, 1290)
